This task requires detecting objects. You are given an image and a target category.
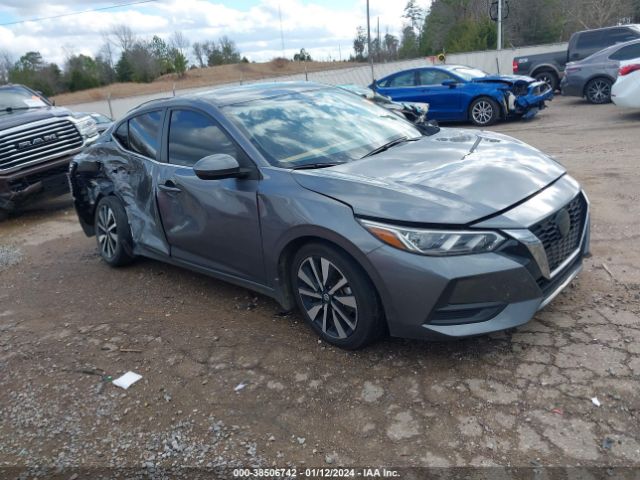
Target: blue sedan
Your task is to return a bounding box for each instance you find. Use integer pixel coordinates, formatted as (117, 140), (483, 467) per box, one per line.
(373, 65), (553, 126)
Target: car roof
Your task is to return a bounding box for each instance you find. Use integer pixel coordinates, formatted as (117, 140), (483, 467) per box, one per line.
(130, 81), (330, 113)
(574, 24), (640, 35)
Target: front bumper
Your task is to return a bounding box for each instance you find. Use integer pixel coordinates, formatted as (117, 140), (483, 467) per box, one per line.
(0, 155), (73, 211)
(509, 82), (554, 119)
(368, 186), (590, 340)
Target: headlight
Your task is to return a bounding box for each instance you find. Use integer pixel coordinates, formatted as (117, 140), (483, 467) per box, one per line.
(72, 116), (98, 138)
(360, 219), (505, 256)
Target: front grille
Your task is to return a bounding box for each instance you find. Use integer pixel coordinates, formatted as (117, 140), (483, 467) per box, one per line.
(0, 119), (83, 172)
(530, 194), (587, 273)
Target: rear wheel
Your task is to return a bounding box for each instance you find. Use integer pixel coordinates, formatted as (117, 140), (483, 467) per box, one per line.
(585, 78), (612, 104)
(469, 97), (500, 126)
(291, 243), (384, 350)
(534, 70), (558, 91)
(94, 196), (135, 267)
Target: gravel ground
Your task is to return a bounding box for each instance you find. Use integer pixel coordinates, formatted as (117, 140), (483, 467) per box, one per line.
(0, 96), (639, 478)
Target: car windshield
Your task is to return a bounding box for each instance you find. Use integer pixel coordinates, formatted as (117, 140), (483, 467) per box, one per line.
(451, 67), (488, 80)
(223, 88), (421, 168)
(0, 85), (50, 111)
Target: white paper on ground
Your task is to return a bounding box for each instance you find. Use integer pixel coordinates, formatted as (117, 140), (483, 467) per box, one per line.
(112, 371), (142, 389)
(591, 396), (601, 407)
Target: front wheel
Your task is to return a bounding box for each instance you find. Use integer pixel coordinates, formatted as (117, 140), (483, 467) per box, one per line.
(94, 196), (135, 267)
(585, 78), (612, 104)
(469, 97), (500, 126)
(291, 243), (384, 350)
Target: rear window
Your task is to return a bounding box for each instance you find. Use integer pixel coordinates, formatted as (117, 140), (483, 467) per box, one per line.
(128, 111), (162, 160)
(385, 71), (416, 87)
(609, 42), (640, 60)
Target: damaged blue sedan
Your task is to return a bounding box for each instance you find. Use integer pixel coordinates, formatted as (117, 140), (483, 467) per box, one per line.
(373, 65), (553, 126)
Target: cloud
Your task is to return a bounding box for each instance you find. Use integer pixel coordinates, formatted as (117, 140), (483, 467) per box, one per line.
(0, 0), (431, 66)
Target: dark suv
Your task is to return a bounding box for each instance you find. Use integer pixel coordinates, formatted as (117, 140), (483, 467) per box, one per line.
(0, 84), (99, 220)
(513, 24), (640, 91)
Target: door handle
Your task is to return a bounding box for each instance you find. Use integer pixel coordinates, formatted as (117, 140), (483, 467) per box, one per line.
(158, 181), (181, 193)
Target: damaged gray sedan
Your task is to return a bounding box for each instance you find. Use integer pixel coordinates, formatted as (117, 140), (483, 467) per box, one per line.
(70, 82), (590, 349)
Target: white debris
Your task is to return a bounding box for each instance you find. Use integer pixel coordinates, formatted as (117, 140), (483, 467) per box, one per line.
(591, 397), (601, 407)
(234, 382), (247, 392)
(112, 371), (142, 390)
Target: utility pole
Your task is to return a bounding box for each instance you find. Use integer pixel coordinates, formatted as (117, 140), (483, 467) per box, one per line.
(497, 0), (502, 51)
(279, 4), (285, 57)
(366, 0), (374, 83)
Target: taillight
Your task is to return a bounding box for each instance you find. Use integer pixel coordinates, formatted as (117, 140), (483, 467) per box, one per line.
(512, 59), (518, 73)
(619, 63), (640, 76)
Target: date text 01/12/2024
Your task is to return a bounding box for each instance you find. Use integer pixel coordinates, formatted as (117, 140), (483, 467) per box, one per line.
(232, 468), (401, 478)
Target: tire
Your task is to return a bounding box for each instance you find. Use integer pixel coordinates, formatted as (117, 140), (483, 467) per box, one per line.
(469, 97), (500, 126)
(94, 196), (135, 267)
(585, 78), (612, 104)
(534, 70), (559, 91)
(291, 242), (384, 350)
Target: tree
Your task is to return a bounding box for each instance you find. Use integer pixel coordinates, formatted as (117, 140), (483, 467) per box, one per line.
(110, 24), (136, 53)
(293, 48), (312, 61)
(116, 52), (134, 82)
(172, 50), (188, 77)
(353, 26), (367, 61)
(65, 54), (100, 91)
(9, 52), (61, 96)
(398, 26), (419, 59)
(169, 31), (189, 56)
(403, 0), (424, 32)
(383, 33), (399, 60)
(192, 42), (206, 68)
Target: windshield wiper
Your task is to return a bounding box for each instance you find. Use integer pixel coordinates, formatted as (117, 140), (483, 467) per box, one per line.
(2, 106), (47, 113)
(361, 136), (421, 159)
(292, 162), (345, 170)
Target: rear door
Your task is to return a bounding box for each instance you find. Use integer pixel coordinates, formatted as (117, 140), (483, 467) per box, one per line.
(375, 70), (421, 103)
(416, 68), (464, 121)
(111, 110), (170, 254)
(155, 107), (265, 283)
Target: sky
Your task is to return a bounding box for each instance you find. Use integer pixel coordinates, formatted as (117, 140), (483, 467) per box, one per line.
(0, 0), (431, 67)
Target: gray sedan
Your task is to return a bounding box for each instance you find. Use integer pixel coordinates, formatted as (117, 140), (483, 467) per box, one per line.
(561, 38), (640, 103)
(69, 82), (590, 349)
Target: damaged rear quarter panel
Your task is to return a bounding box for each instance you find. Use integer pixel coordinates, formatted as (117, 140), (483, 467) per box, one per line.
(71, 141), (170, 255)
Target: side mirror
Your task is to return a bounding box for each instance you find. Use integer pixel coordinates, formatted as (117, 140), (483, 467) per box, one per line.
(442, 80), (457, 88)
(193, 154), (248, 180)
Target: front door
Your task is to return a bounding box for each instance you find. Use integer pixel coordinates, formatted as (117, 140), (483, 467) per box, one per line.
(416, 69), (463, 121)
(155, 108), (265, 283)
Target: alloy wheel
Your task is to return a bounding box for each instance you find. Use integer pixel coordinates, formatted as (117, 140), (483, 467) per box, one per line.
(536, 73), (555, 90)
(96, 203), (118, 259)
(587, 80), (610, 103)
(471, 100), (493, 125)
(296, 256), (358, 339)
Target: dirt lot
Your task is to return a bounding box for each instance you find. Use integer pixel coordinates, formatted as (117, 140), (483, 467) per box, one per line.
(51, 60), (355, 105)
(1, 96), (639, 478)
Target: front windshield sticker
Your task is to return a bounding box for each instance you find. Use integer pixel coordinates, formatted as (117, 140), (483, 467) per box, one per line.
(24, 97), (47, 108)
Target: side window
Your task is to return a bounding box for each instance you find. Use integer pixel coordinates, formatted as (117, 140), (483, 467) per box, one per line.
(168, 109), (238, 167)
(128, 111), (162, 159)
(386, 71), (416, 87)
(576, 31), (602, 50)
(610, 43), (640, 60)
(605, 28), (640, 47)
(113, 122), (128, 149)
(418, 69), (454, 85)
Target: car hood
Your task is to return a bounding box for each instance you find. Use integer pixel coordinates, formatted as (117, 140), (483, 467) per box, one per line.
(292, 128), (565, 225)
(0, 106), (74, 130)
(472, 74), (535, 86)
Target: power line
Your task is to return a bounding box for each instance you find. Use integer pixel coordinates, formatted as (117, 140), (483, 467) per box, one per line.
(0, 0), (158, 27)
